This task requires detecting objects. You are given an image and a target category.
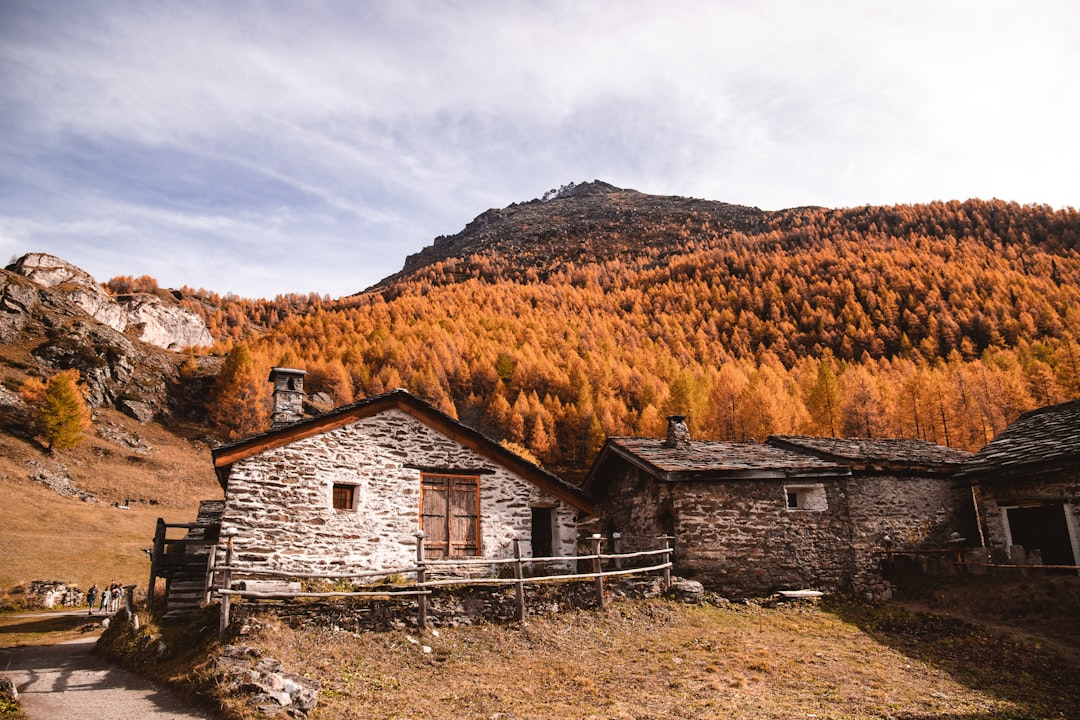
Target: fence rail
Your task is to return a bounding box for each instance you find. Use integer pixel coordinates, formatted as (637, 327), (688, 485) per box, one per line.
(211, 533), (673, 638)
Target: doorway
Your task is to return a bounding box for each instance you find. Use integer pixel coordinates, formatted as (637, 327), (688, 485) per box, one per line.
(531, 507), (553, 558)
(1005, 502), (1077, 568)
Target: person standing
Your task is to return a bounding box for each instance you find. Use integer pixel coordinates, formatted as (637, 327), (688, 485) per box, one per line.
(87, 584), (98, 615)
(99, 584), (111, 613)
(109, 582), (121, 613)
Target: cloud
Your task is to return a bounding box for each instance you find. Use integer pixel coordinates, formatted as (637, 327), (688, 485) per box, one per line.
(1, 0), (1078, 297)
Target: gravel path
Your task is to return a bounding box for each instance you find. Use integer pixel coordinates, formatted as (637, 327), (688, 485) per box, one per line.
(1, 634), (216, 720)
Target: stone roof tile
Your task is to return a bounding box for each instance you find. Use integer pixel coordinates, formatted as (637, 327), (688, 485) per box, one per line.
(959, 399), (1080, 481)
(769, 436), (971, 466)
(608, 437), (844, 478)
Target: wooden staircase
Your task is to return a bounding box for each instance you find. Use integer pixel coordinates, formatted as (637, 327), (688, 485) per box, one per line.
(150, 500), (223, 621)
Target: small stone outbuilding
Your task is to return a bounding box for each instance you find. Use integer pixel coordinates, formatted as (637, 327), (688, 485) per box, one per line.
(211, 376), (592, 576)
(583, 417), (855, 596)
(960, 399), (1080, 570)
(584, 416), (972, 597)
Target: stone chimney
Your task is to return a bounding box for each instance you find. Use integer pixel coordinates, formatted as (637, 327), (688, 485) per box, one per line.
(663, 415), (691, 449)
(269, 367), (307, 429)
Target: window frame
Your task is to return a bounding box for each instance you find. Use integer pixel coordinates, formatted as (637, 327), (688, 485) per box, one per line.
(332, 482), (357, 512)
(783, 483), (828, 512)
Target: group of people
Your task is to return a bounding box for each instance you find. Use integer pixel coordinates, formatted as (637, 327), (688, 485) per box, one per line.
(85, 582), (124, 615)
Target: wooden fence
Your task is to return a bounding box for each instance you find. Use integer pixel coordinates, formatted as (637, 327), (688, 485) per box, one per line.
(211, 533), (673, 638)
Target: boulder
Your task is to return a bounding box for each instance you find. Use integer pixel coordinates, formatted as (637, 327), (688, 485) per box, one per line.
(670, 579), (705, 604)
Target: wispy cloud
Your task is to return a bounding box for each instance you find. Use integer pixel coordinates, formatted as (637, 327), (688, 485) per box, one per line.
(2, 0), (1078, 297)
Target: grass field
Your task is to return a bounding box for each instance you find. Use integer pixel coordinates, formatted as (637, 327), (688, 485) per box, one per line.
(0, 407), (220, 597)
(234, 594), (1080, 720)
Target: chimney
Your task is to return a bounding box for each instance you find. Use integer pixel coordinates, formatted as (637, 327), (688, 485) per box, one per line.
(269, 367), (307, 429)
(663, 415), (691, 449)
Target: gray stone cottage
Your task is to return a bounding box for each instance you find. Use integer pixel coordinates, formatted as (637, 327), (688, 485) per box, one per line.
(583, 416), (855, 595)
(959, 399), (1080, 570)
(583, 416), (971, 596)
(211, 369), (593, 576)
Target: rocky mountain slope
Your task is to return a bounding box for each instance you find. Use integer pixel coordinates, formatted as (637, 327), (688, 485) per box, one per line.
(376, 180), (782, 289)
(0, 254), (222, 594)
(1, 253), (219, 423)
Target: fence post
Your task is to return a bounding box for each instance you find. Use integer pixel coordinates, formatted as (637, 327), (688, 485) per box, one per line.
(415, 532), (428, 631)
(591, 534), (606, 608)
(218, 528), (236, 641)
(123, 584), (138, 630)
(612, 532), (622, 570)
(659, 535), (673, 590)
(513, 538), (526, 622)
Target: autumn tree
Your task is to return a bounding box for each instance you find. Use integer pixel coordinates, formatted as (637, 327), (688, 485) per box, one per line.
(22, 370), (92, 450)
(211, 343), (270, 440)
(804, 355), (842, 436)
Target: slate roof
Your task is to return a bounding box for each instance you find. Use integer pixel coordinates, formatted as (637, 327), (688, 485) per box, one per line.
(768, 436), (971, 475)
(212, 388), (592, 513)
(957, 399), (1080, 484)
(583, 437), (847, 489)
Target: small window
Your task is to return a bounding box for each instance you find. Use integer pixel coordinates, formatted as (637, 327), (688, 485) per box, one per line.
(332, 483), (356, 511)
(784, 484), (827, 512)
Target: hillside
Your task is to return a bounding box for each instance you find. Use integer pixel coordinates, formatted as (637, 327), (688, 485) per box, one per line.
(2, 183), (1079, 593)
(0, 258), (222, 595)
(226, 184), (1080, 478)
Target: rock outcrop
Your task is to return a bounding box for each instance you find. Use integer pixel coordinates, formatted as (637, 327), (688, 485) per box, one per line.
(1, 253), (220, 423)
(6, 253), (213, 350)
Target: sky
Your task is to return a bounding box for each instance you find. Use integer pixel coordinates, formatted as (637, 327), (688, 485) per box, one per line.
(2, 1), (1078, 299)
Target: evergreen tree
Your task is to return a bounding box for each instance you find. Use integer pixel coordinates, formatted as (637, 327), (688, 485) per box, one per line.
(38, 370), (91, 451)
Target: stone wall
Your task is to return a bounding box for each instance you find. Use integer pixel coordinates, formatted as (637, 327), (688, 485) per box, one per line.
(672, 478), (854, 595)
(847, 474), (977, 590)
(231, 576), (667, 633)
(219, 408), (578, 576)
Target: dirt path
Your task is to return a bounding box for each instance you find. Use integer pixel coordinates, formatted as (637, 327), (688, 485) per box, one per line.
(1, 634), (215, 720)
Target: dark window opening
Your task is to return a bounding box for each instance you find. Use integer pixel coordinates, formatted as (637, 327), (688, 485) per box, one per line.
(787, 492), (799, 509)
(332, 483), (355, 511)
(531, 507), (554, 558)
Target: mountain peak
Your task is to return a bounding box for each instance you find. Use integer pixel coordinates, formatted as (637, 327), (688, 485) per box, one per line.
(540, 180), (623, 202)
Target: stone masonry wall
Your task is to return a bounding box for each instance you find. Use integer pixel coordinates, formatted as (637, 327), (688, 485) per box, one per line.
(594, 461), (854, 596)
(592, 461), (674, 556)
(846, 474), (976, 591)
(219, 409), (578, 576)
(671, 478), (853, 595)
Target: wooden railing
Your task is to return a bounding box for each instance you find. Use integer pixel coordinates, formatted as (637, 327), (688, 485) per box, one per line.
(211, 533), (673, 638)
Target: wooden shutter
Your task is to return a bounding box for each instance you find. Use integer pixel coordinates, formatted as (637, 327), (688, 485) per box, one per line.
(421, 474), (479, 558)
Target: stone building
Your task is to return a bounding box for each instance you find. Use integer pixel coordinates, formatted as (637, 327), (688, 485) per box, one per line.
(583, 416), (971, 596)
(211, 371), (592, 576)
(959, 399), (1080, 570)
(583, 416), (855, 595)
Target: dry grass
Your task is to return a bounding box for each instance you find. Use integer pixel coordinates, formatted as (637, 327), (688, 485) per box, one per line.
(241, 597), (1080, 720)
(0, 407), (220, 594)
